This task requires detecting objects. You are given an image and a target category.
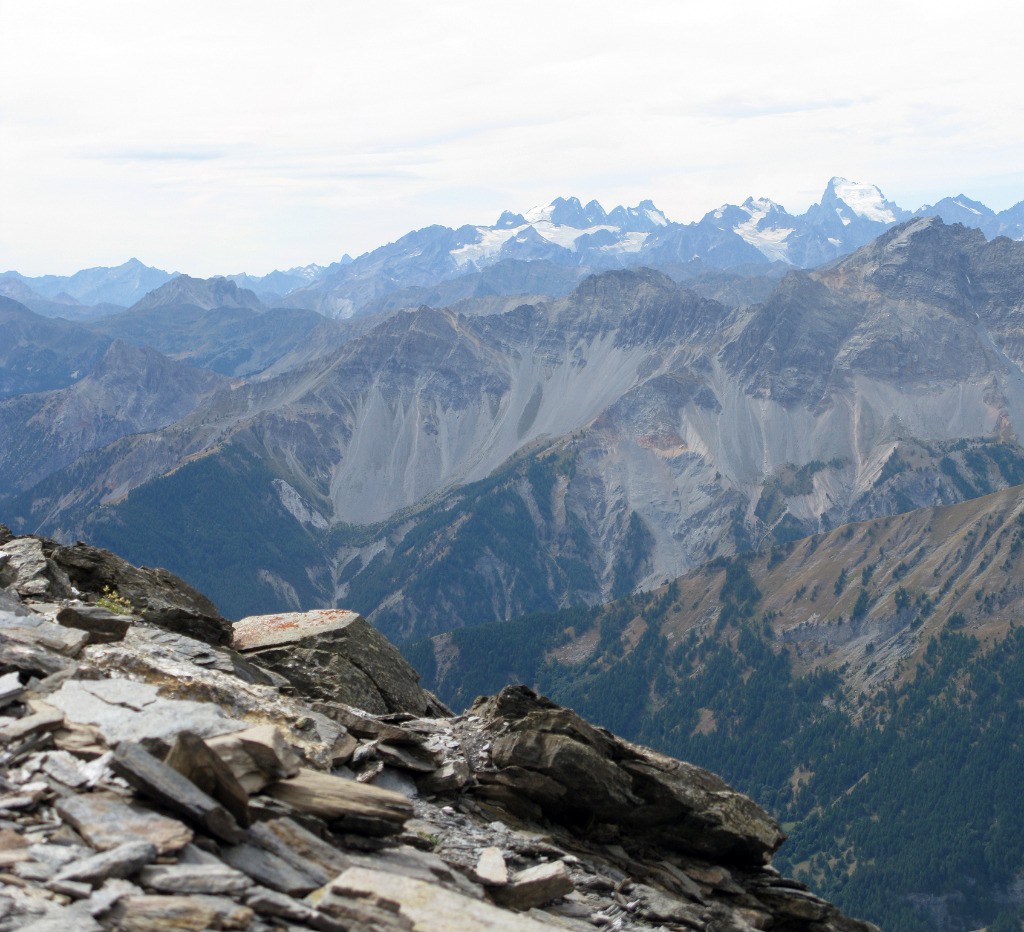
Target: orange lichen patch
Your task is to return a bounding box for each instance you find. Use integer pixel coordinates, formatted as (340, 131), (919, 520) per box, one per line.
(232, 608), (362, 652)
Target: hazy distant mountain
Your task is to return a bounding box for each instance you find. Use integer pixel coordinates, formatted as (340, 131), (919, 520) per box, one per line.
(88, 276), (328, 377)
(8, 179), (1023, 320)
(129, 274), (265, 312)
(224, 263), (332, 303)
(0, 340), (227, 495)
(277, 178), (1024, 319)
(1, 258), (174, 307)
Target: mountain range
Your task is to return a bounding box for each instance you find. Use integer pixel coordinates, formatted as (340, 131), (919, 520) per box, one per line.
(5, 216), (1024, 637)
(6, 178), (1024, 321)
(5, 184), (1024, 930)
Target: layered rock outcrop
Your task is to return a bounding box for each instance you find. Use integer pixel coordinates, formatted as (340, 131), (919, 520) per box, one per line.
(0, 532), (876, 930)
(231, 609), (448, 717)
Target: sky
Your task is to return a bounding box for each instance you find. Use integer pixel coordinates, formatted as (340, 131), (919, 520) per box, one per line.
(3, 0), (1024, 277)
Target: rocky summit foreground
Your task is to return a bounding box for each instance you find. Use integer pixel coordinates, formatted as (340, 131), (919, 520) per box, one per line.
(0, 529), (875, 931)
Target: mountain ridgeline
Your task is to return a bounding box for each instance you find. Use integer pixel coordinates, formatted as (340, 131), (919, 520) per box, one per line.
(5, 218), (1024, 643)
(6, 178), (1024, 322)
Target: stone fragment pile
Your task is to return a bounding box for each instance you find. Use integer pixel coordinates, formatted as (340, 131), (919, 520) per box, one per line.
(0, 529), (877, 931)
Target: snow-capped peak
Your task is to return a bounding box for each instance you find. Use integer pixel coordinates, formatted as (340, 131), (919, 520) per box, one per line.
(730, 196), (795, 262)
(740, 196), (787, 220)
(827, 177), (900, 224)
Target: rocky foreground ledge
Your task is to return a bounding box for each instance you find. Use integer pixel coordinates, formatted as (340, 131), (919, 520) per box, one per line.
(0, 529), (876, 931)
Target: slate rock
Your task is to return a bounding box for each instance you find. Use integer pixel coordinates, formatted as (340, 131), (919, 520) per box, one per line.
(53, 840), (157, 887)
(0, 635), (71, 678)
(164, 731), (250, 827)
(328, 865), (553, 930)
(0, 537), (69, 598)
(475, 846), (509, 886)
(418, 758), (471, 795)
(474, 686), (785, 865)
(56, 794), (193, 855)
(137, 862), (252, 895)
(246, 819), (341, 885)
(107, 893), (253, 930)
(17, 905), (103, 931)
(244, 886), (348, 931)
(47, 677), (243, 748)
(0, 703), (64, 743)
(49, 539), (232, 646)
(206, 724), (301, 793)
(266, 766), (413, 834)
(110, 741), (244, 844)
(221, 842), (321, 896)
(490, 861), (574, 909)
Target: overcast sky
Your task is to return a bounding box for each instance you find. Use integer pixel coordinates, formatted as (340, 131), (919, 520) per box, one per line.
(3, 0), (1024, 277)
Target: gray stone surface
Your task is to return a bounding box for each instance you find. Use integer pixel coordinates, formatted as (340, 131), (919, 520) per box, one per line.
(232, 609), (449, 717)
(56, 793), (193, 854)
(53, 840), (157, 886)
(221, 842), (320, 896)
(56, 605), (133, 643)
(329, 866), (554, 931)
(47, 677), (243, 747)
(137, 862), (252, 895)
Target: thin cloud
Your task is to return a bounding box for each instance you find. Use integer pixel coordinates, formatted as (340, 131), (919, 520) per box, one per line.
(88, 148), (226, 163)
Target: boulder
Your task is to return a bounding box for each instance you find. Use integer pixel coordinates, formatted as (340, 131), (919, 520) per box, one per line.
(231, 609), (448, 717)
(471, 686), (785, 866)
(49, 539), (232, 646)
(0, 537), (70, 598)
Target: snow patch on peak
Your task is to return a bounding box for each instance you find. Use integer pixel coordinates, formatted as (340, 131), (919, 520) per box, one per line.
(524, 203), (555, 224)
(829, 178), (899, 224)
(450, 226), (522, 267)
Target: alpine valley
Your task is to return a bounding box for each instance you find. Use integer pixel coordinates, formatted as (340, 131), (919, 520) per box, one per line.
(4, 177), (1024, 930)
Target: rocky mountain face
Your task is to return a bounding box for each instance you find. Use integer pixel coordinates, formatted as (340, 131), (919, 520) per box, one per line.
(408, 483), (1024, 931)
(0, 528), (874, 930)
(0, 341), (228, 498)
(6, 220), (1024, 637)
(86, 277), (333, 379)
(0, 299), (111, 399)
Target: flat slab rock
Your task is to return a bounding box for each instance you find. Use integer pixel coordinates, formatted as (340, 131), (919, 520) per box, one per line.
(52, 840), (157, 887)
(232, 608), (363, 651)
(230, 608), (445, 717)
(327, 866), (555, 931)
(47, 677), (244, 747)
(56, 794), (194, 855)
(107, 893), (254, 930)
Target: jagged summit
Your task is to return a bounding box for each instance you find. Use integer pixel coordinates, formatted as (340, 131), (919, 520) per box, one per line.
(130, 274), (266, 312)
